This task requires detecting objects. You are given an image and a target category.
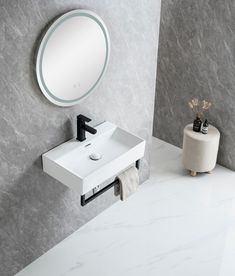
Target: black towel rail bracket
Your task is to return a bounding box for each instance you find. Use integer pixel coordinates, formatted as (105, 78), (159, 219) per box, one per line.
(81, 160), (140, 206)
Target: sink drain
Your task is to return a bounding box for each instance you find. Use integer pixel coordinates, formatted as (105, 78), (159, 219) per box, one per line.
(89, 153), (102, 161)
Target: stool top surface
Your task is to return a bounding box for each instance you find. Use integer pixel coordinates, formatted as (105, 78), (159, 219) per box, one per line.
(184, 124), (220, 141)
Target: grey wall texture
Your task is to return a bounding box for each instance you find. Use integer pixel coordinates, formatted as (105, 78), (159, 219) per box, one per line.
(153, 0), (235, 171)
(0, 1), (161, 275)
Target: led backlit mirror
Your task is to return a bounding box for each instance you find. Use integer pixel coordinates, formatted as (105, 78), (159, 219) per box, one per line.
(36, 10), (110, 106)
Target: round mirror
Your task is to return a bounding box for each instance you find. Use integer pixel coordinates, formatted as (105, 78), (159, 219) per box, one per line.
(36, 10), (110, 106)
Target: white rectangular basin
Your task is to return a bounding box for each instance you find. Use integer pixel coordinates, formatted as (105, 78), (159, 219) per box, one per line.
(42, 122), (145, 195)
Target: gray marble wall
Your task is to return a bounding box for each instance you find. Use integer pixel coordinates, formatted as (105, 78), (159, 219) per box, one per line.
(0, 1), (161, 275)
(153, 0), (235, 171)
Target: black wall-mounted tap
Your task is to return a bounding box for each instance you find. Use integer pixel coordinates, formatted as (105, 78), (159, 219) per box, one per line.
(76, 114), (97, 142)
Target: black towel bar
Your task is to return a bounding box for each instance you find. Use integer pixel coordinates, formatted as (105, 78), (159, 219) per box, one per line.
(81, 160), (140, 206)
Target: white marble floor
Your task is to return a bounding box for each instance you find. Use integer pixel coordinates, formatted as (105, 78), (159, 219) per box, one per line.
(16, 138), (235, 276)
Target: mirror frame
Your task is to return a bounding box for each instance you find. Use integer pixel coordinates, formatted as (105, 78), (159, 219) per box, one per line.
(36, 9), (110, 106)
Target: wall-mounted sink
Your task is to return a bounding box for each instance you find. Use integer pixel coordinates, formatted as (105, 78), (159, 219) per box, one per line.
(42, 122), (145, 195)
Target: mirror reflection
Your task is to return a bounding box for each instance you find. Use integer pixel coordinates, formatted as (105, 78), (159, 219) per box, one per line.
(36, 10), (110, 106)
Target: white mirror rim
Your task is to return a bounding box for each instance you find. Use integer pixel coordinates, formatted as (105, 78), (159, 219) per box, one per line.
(36, 9), (110, 107)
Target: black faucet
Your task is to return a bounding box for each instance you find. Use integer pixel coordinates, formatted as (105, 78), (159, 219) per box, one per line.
(76, 114), (97, 141)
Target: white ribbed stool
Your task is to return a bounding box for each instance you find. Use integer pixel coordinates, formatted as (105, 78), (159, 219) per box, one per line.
(182, 124), (220, 176)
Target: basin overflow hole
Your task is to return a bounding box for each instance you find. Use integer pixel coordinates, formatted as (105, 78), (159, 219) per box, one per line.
(84, 143), (91, 147)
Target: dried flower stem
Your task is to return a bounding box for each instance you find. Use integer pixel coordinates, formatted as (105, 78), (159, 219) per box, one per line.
(188, 98), (212, 118)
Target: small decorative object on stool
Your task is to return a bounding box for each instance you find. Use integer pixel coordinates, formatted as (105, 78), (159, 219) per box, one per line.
(188, 98), (212, 132)
(201, 119), (209, 134)
(182, 124), (220, 176)
(193, 115), (202, 132)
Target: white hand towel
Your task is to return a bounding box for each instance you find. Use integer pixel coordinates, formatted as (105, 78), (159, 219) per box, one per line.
(117, 166), (139, 201)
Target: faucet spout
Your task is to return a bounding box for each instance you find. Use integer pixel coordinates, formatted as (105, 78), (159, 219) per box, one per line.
(84, 124), (97, 135)
(76, 114), (97, 141)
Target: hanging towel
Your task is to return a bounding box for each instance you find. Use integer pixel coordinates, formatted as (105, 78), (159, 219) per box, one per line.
(117, 166), (139, 201)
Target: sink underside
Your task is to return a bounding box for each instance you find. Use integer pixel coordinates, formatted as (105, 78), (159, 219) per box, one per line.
(42, 122), (145, 194)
